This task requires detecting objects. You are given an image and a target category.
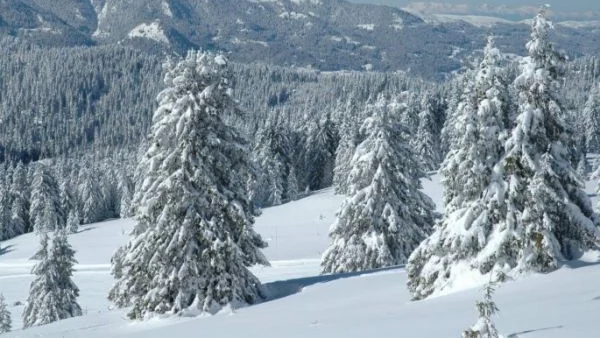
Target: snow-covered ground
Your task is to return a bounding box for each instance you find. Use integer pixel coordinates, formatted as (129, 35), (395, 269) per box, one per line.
(2, 175), (600, 337)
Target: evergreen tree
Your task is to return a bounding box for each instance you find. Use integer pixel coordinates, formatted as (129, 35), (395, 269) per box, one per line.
(286, 166), (299, 202)
(59, 180), (76, 224)
(407, 8), (599, 301)
(332, 98), (362, 195)
(0, 294), (11, 334)
(0, 186), (13, 241)
(77, 167), (105, 224)
(23, 230), (81, 328)
(584, 85), (600, 152)
(413, 92), (442, 172)
(109, 51), (268, 319)
(321, 102), (436, 274)
(23, 233), (58, 328)
(302, 112), (339, 191)
(9, 162), (30, 235)
(50, 229), (82, 319)
(440, 36), (510, 213)
(462, 279), (501, 338)
(67, 210), (80, 234)
(117, 171), (134, 218)
(252, 114), (291, 206)
(29, 163), (62, 233)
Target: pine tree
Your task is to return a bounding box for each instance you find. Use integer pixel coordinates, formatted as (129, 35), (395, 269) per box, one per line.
(0, 186), (13, 241)
(407, 8), (599, 301)
(504, 6), (598, 272)
(67, 210), (80, 234)
(584, 85), (600, 152)
(9, 162), (30, 235)
(0, 294), (11, 334)
(77, 167), (105, 225)
(23, 230), (81, 328)
(302, 112), (339, 191)
(463, 279), (501, 338)
(440, 36), (510, 213)
(413, 91), (442, 172)
(50, 229), (82, 319)
(332, 98), (362, 195)
(286, 166), (299, 202)
(109, 51), (268, 319)
(321, 102), (436, 274)
(29, 163), (62, 233)
(23, 233), (58, 328)
(117, 171), (133, 218)
(59, 180), (75, 225)
(252, 114), (291, 206)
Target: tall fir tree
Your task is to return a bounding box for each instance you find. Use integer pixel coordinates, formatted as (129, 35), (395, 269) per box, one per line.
(67, 209), (80, 234)
(109, 51), (268, 319)
(50, 229), (82, 319)
(440, 36), (510, 213)
(29, 163), (62, 233)
(9, 162), (30, 235)
(407, 8), (599, 301)
(332, 98), (362, 195)
(302, 112), (339, 191)
(23, 232), (58, 328)
(413, 91), (442, 172)
(584, 85), (600, 152)
(77, 166), (105, 225)
(321, 101), (436, 274)
(23, 230), (81, 328)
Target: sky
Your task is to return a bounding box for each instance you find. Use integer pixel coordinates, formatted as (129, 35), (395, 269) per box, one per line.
(346, 1), (600, 20)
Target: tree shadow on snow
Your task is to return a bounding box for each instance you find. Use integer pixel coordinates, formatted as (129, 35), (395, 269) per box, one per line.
(260, 265), (403, 303)
(561, 257), (600, 270)
(506, 325), (563, 337)
(0, 244), (14, 256)
(73, 226), (97, 234)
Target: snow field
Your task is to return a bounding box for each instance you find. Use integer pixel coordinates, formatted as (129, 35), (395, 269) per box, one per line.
(1, 175), (600, 337)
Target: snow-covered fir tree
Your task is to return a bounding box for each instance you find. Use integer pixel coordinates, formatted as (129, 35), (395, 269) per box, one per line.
(413, 91), (442, 172)
(286, 165), (299, 201)
(9, 162), (30, 235)
(584, 85), (600, 152)
(23, 232), (57, 327)
(50, 229), (82, 319)
(29, 163), (62, 233)
(0, 186), (14, 240)
(332, 98), (362, 195)
(462, 279), (501, 338)
(23, 230), (81, 328)
(440, 36), (509, 213)
(321, 100), (436, 274)
(407, 8), (599, 301)
(302, 111), (339, 191)
(67, 209), (80, 234)
(59, 180), (75, 225)
(109, 51), (268, 319)
(0, 294), (11, 334)
(77, 166), (105, 224)
(117, 170), (134, 218)
(252, 113), (291, 206)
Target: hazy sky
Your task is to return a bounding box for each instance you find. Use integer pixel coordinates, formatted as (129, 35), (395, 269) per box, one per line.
(346, 1), (599, 20)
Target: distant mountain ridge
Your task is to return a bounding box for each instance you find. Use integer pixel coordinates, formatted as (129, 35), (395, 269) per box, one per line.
(1, 0), (599, 78)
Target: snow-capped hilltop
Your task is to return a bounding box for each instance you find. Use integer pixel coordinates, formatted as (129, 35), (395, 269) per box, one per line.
(128, 22), (169, 44)
(1, 0), (600, 77)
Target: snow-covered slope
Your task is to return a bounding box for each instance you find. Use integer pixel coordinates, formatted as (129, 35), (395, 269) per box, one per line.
(2, 176), (600, 337)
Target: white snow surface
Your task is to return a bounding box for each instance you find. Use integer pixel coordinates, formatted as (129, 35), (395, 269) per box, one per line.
(127, 22), (169, 44)
(2, 176), (600, 337)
